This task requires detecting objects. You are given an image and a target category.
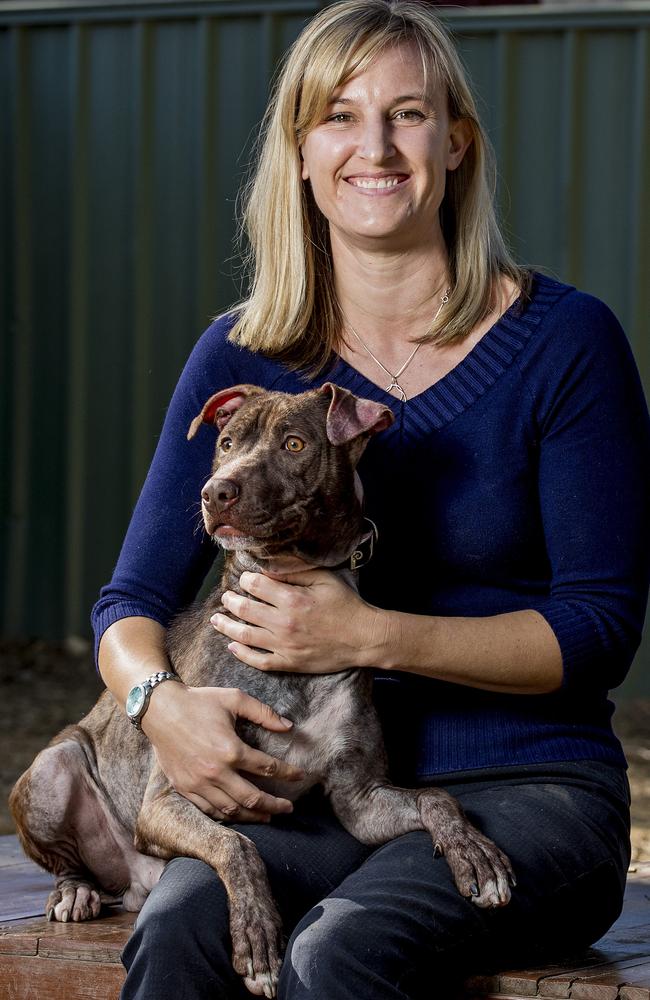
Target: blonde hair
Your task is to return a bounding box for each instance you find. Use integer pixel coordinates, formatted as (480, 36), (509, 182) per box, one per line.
(229, 0), (528, 372)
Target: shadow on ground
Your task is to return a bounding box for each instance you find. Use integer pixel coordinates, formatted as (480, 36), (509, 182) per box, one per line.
(1, 639), (649, 861)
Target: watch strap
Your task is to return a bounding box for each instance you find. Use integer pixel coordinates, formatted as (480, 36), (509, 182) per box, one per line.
(127, 671), (181, 729)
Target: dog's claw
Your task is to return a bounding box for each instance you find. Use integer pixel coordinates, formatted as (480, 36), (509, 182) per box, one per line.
(46, 908), (54, 921)
(433, 842), (443, 858)
(247, 960), (254, 979)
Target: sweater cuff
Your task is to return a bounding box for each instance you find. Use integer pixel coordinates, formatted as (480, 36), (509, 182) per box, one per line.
(534, 599), (601, 692)
(91, 599), (171, 670)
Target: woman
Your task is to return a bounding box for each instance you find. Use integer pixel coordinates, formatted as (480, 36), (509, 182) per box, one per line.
(93, 2), (650, 998)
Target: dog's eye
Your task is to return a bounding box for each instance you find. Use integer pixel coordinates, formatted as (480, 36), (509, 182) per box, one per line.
(284, 436), (305, 452)
(220, 437), (233, 451)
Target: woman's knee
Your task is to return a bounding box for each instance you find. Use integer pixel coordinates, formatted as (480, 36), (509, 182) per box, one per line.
(278, 893), (422, 999)
(135, 856), (228, 941)
(121, 856), (234, 998)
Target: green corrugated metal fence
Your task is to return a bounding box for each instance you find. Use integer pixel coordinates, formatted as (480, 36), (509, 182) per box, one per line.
(1, 1), (649, 696)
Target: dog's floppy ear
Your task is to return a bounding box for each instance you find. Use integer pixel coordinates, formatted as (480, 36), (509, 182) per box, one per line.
(187, 385), (266, 440)
(320, 383), (394, 446)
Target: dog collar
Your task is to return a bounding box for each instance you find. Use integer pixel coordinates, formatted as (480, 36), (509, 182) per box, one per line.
(338, 518), (379, 572)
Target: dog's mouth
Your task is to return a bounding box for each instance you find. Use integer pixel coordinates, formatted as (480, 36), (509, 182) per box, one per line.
(214, 525), (252, 539)
(204, 509), (304, 549)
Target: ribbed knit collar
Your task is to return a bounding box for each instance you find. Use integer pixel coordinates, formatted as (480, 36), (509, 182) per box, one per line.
(327, 273), (571, 436)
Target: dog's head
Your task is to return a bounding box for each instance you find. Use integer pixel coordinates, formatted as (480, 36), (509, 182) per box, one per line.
(187, 383), (393, 567)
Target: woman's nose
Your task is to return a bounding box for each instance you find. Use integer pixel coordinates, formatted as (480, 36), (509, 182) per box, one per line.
(357, 117), (395, 162)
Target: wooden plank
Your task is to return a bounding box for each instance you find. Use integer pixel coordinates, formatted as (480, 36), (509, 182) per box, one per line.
(570, 962), (650, 1000)
(621, 989), (650, 1000)
(0, 862), (54, 923)
(532, 957), (650, 999)
(0, 931), (39, 957)
(0, 910), (135, 962)
(0, 954), (124, 1000)
(498, 950), (649, 997)
(0, 839), (28, 869)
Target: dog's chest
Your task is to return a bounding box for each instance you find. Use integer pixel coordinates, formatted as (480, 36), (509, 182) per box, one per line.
(240, 672), (365, 799)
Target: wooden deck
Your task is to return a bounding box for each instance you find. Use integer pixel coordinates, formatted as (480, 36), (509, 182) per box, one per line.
(1, 835), (649, 999)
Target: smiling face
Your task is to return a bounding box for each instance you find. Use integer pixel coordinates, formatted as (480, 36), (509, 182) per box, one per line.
(299, 42), (471, 253)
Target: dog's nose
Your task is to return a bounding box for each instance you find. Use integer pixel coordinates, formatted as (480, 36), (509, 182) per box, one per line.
(202, 479), (240, 512)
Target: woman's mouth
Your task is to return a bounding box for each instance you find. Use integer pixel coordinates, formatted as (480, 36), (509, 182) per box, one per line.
(345, 174), (409, 191)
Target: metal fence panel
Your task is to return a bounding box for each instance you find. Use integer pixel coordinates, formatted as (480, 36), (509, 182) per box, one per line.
(1, 1), (649, 696)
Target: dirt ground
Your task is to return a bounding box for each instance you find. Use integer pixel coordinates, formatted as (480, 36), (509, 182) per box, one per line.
(1, 639), (649, 861)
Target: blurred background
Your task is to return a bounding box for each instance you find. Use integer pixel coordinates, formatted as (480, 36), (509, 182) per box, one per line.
(1, 0), (649, 848)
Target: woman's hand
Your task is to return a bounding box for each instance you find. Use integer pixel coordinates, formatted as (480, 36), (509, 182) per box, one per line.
(142, 681), (305, 822)
(211, 569), (386, 673)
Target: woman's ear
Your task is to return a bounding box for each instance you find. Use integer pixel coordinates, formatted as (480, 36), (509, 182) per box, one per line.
(446, 118), (473, 171)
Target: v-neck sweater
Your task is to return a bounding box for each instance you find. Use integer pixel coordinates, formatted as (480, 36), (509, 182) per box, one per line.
(92, 274), (650, 778)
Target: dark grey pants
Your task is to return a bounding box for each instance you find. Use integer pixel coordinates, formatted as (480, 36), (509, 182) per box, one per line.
(120, 760), (630, 1000)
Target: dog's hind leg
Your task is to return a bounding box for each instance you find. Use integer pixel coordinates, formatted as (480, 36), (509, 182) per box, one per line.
(9, 728), (164, 921)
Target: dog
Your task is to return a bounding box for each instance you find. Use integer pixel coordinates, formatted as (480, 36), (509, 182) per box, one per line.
(10, 382), (514, 998)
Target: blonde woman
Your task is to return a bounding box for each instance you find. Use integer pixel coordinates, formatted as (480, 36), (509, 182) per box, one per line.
(94, 2), (650, 997)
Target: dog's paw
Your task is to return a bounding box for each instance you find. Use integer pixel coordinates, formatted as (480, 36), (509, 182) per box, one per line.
(230, 897), (283, 998)
(46, 879), (102, 922)
(244, 969), (279, 999)
(438, 829), (516, 909)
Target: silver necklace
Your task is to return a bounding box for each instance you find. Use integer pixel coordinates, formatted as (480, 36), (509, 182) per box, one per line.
(345, 287), (450, 402)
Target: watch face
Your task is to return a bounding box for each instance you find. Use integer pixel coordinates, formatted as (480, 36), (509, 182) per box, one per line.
(126, 684), (147, 719)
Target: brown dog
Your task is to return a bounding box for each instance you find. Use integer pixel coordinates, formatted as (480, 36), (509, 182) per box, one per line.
(10, 383), (514, 998)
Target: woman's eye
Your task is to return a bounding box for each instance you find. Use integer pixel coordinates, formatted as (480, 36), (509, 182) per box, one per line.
(394, 109), (425, 121)
(285, 436), (306, 452)
(220, 437), (233, 451)
(326, 112), (353, 124)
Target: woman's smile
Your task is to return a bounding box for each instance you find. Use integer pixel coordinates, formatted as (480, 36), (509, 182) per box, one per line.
(344, 172), (410, 192)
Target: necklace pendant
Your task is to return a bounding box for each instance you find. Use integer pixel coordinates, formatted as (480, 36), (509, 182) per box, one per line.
(386, 381), (407, 402)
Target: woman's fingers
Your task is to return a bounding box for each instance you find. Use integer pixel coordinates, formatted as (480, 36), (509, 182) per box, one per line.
(223, 687), (296, 734)
(184, 790), (272, 824)
(238, 743), (305, 783)
(219, 591), (277, 629)
(211, 613), (273, 651)
(215, 767), (295, 816)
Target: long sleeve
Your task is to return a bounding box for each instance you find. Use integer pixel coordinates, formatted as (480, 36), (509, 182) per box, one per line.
(523, 291), (650, 693)
(91, 314), (242, 659)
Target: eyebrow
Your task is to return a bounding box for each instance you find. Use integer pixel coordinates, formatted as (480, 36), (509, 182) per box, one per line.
(329, 93), (430, 106)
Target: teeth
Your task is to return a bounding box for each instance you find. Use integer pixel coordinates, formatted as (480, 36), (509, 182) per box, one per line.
(350, 177), (401, 189)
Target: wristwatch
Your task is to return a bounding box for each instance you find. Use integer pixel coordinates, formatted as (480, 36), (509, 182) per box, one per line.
(125, 671), (182, 729)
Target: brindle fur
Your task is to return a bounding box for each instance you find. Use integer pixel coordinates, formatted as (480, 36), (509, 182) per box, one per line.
(10, 383), (514, 999)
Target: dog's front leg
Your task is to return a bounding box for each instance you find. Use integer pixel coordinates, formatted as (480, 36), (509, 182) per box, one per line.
(135, 765), (283, 998)
(327, 771), (514, 908)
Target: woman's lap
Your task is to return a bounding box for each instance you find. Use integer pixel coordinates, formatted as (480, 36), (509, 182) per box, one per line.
(121, 760), (630, 1000)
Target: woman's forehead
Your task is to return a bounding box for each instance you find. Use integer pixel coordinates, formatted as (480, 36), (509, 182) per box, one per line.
(327, 43), (442, 105)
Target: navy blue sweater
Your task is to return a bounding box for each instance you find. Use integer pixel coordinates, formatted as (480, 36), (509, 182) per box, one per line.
(92, 274), (650, 779)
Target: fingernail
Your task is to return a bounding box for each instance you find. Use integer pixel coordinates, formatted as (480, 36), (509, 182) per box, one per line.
(210, 613), (221, 625)
(470, 883), (480, 896)
(280, 716), (293, 726)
